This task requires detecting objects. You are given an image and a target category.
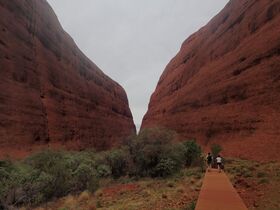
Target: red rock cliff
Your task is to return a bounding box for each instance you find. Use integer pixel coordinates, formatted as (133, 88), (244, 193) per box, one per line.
(0, 0), (135, 157)
(142, 0), (280, 161)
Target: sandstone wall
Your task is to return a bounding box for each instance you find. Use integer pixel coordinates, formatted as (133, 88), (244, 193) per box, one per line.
(142, 0), (280, 161)
(0, 0), (136, 157)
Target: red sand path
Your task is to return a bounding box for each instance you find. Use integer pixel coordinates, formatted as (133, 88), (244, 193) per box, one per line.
(195, 170), (248, 210)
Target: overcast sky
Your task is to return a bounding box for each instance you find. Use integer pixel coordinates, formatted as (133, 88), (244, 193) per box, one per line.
(47, 0), (229, 130)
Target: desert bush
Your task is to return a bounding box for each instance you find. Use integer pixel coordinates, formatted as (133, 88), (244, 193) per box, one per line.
(0, 160), (14, 196)
(211, 144), (222, 158)
(126, 128), (201, 177)
(0, 160), (39, 205)
(96, 164), (111, 177)
(257, 172), (267, 178)
(0, 166), (35, 205)
(182, 140), (202, 166)
(258, 178), (269, 184)
(127, 128), (179, 177)
(26, 150), (73, 198)
(65, 151), (99, 192)
(185, 200), (196, 210)
(165, 143), (185, 166)
(153, 158), (177, 177)
(106, 148), (128, 178)
(72, 163), (98, 192)
(0, 150), (101, 207)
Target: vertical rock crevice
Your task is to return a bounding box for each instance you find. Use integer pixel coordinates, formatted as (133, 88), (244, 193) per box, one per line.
(30, 0), (50, 144)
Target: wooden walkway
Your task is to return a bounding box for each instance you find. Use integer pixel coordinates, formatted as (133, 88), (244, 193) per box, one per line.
(195, 170), (248, 210)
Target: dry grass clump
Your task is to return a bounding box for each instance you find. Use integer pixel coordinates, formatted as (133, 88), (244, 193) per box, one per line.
(77, 191), (91, 203)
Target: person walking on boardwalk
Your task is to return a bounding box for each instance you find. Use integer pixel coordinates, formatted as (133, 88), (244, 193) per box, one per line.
(216, 154), (223, 172)
(206, 152), (213, 172)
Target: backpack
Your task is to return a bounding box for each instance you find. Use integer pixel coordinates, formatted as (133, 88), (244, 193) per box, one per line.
(207, 155), (212, 161)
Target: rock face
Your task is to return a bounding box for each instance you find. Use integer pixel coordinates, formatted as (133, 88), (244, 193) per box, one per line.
(142, 0), (280, 161)
(0, 0), (135, 157)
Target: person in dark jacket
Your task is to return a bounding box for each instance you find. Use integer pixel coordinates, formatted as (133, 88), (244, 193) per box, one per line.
(206, 152), (213, 172)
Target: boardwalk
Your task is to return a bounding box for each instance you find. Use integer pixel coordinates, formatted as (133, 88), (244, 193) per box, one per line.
(195, 170), (248, 210)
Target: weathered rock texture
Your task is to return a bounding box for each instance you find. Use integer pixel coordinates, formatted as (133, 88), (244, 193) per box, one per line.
(142, 0), (280, 161)
(0, 0), (135, 158)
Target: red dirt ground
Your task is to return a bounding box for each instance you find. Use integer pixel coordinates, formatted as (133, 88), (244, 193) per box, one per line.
(196, 170), (248, 210)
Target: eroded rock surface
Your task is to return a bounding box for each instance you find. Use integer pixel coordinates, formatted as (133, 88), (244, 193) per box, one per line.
(142, 0), (280, 161)
(0, 0), (135, 158)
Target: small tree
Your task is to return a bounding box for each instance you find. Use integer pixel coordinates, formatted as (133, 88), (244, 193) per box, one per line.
(127, 127), (181, 177)
(106, 149), (128, 178)
(211, 144), (222, 158)
(182, 140), (202, 167)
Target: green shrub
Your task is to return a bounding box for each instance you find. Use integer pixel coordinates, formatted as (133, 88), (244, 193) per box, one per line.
(153, 158), (177, 177)
(1, 150), (100, 206)
(126, 128), (202, 177)
(154, 143), (186, 177)
(257, 172), (267, 178)
(27, 150), (73, 197)
(73, 163), (98, 191)
(127, 127), (183, 177)
(96, 200), (102, 208)
(185, 200), (196, 210)
(211, 144), (222, 157)
(182, 140), (202, 166)
(258, 178), (269, 184)
(242, 170), (253, 178)
(0, 160), (39, 205)
(23, 171), (54, 204)
(165, 143), (185, 167)
(167, 181), (175, 188)
(106, 149), (128, 178)
(0, 160), (14, 196)
(96, 164), (111, 177)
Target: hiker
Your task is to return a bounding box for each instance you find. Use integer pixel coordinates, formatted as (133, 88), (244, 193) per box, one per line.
(216, 154), (223, 172)
(206, 152), (213, 172)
